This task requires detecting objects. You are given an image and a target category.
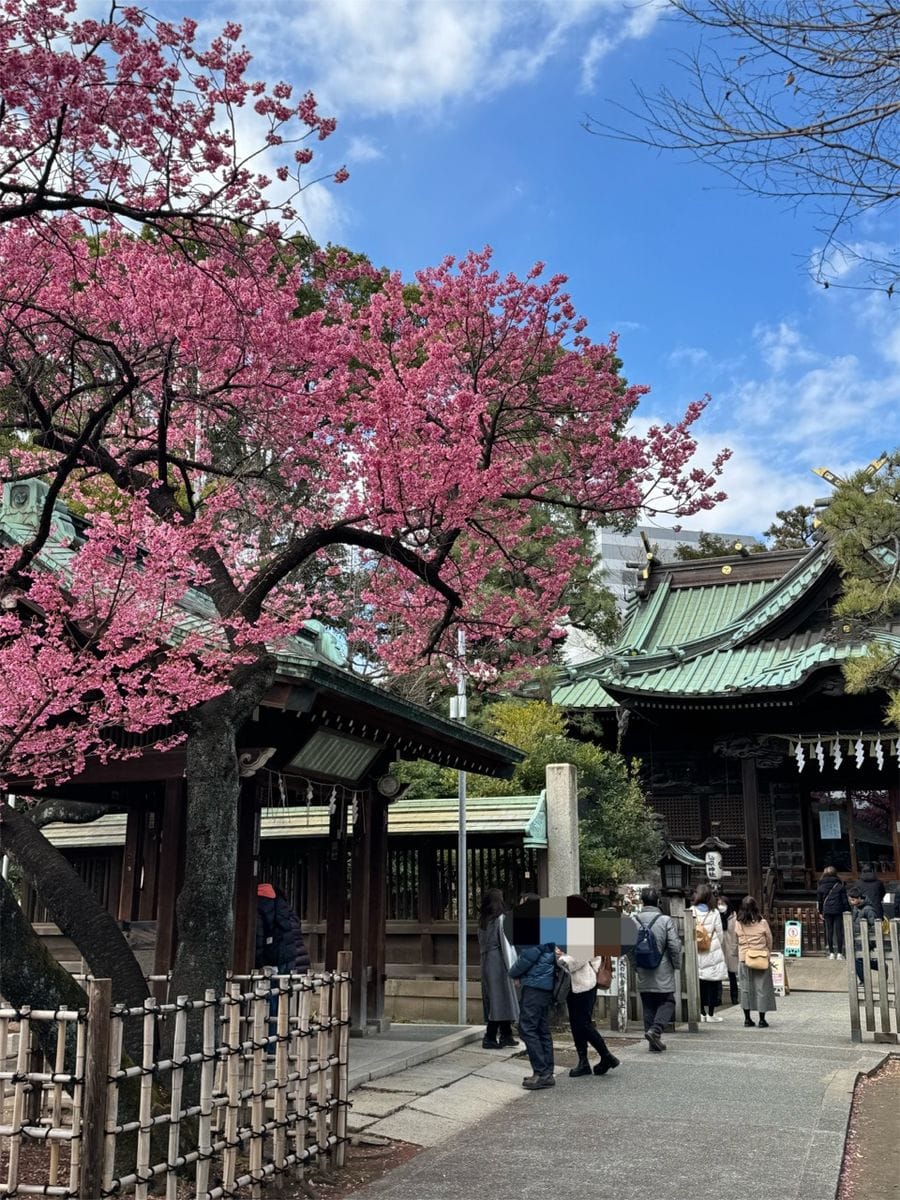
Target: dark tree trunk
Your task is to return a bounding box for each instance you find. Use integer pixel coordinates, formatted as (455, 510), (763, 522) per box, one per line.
(1, 804), (151, 1006)
(169, 658), (275, 1020)
(0, 874), (87, 1070)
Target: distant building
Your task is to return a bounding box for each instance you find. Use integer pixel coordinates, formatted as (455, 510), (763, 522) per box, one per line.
(563, 524), (756, 663)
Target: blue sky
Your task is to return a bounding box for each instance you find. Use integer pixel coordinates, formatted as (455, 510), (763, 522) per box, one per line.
(192, 0), (900, 537)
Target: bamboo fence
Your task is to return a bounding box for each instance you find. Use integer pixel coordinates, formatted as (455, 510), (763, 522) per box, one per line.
(0, 954), (352, 1198)
(843, 913), (899, 1044)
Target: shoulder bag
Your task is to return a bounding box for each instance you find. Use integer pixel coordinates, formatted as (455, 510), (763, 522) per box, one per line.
(594, 956), (613, 990)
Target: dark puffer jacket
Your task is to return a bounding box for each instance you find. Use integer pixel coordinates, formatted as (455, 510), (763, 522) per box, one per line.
(508, 943), (556, 990)
(255, 887), (311, 973)
(856, 867), (886, 919)
(817, 874), (849, 916)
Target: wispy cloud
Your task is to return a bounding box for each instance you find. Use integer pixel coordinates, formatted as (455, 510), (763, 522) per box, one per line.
(217, 0), (662, 117)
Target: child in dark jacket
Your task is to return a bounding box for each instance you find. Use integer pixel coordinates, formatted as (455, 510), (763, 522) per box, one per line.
(848, 886), (879, 984)
(509, 941), (557, 1089)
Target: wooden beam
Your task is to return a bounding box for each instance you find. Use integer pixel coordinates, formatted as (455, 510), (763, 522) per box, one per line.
(349, 790), (373, 1030)
(232, 781), (260, 974)
(324, 799), (348, 970)
(417, 844), (435, 967)
(890, 786), (900, 881)
(117, 807), (141, 921)
(367, 795), (388, 1026)
(137, 801), (161, 920)
(153, 779), (185, 981)
(742, 758), (763, 903)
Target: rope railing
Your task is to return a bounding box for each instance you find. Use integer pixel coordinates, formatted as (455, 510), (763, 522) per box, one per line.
(0, 954), (352, 1199)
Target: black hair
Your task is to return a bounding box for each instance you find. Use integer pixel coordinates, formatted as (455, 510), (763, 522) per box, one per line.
(736, 895), (761, 925)
(479, 888), (507, 929)
(847, 885), (864, 900)
(518, 891), (541, 905)
(641, 887), (659, 907)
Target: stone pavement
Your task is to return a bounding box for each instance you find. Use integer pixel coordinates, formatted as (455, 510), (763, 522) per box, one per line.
(348, 992), (892, 1200)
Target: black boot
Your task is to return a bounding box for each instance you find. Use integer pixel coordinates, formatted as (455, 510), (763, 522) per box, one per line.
(593, 1052), (620, 1075)
(569, 1053), (591, 1077)
(743, 1009), (755, 1027)
(758, 1014), (769, 1028)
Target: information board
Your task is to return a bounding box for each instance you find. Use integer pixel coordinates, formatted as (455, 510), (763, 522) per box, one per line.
(818, 810), (841, 840)
(770, 952), (787, 996)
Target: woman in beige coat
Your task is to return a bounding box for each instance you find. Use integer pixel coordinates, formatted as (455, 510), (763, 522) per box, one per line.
(734, 895), (776, 1027)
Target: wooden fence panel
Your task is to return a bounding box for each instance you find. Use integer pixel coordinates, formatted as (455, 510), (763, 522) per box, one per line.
(844, 913), (898, 1045)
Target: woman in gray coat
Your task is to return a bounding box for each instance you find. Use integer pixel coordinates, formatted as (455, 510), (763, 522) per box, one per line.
(478, 888), (519, 1049)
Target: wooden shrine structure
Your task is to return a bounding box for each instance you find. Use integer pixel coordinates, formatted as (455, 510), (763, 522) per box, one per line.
(554, 537), (900, 948)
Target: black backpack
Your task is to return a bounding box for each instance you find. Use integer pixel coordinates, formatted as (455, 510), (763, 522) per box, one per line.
(633, 913), (664, 970)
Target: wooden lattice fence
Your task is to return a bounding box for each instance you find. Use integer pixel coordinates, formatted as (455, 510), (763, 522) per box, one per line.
(0, 955), (351, 1199)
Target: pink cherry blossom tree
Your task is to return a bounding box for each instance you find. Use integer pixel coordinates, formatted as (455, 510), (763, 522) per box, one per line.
(0, 1), (729, 1010)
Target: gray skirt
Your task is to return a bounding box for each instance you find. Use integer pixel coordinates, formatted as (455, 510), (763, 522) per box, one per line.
(738, 961), (776, 1012)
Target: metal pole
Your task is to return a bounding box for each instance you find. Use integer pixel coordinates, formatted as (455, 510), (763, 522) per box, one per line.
(453, 630), (468, 1025)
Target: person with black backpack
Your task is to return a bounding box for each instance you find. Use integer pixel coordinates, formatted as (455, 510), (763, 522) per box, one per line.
(629, 888), (682, 1053)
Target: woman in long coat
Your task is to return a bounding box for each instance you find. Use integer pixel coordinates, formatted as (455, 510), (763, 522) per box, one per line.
(735, 894), (776, 1027)
(477, 888), (519, 1049)
(691, 883), (727, 1022)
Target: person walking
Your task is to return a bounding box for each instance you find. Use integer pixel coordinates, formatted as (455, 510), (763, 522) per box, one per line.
(630, 887), (682, 1052)
(734, 895), (776, 1027)
(508, 894), (557, 1090)
(555, 945), (620, 1077)
(718, 895), (740, 1006)
(477, 888), (519, 1049)
(691, 883), (726, 1022)
(848, 885), (880, 984)
(817, 866), (848, 959)
(856, 864), (886, 919)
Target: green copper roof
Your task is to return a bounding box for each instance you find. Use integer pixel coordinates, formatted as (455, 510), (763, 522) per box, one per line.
(552, 541), (888, 709)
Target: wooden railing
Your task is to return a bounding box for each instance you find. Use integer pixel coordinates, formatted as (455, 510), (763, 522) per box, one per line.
(844, 914), (899, 1044)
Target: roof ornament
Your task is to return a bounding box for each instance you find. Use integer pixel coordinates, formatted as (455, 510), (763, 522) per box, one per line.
(814, 737), (825, 772)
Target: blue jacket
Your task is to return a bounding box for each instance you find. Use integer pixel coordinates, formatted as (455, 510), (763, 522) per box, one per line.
(508, 943), (556, 990)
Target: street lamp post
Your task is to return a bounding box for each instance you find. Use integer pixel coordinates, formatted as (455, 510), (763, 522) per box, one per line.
(450, 630), (467, 1025)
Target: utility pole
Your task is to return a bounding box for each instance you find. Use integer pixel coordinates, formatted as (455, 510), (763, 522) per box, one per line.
(450, 630), (467, 1025)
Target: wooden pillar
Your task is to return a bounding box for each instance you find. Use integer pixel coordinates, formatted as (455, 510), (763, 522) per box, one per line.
(742, 758), (763, 903)
(367, 795), (388, 1027)
(349, 790), (373, 1031)
(137, 801), (161, 920)
(305, 850), (323, 967)
(153, 779), (185, 980)
(324, 798), (349, 970)
(232, 780), (260, 975)
(117, 807), (142, 921)
(891, 787), (900, 879)
(418, 844), (435, 968)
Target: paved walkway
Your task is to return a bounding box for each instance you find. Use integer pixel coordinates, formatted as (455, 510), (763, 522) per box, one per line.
(349, 993), (892, 1200)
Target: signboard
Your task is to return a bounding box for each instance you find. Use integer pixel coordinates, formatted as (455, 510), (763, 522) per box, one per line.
(705, 850), (722, 881)
(784, 920), (802, 958)
(818, 809), (841, 840)
(770, 952), (787, 996)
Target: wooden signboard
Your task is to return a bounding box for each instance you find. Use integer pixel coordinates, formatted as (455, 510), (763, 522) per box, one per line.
(784, 919), (802, 958)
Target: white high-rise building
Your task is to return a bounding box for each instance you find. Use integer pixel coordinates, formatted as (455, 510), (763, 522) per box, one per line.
(563, 524), (757, 663)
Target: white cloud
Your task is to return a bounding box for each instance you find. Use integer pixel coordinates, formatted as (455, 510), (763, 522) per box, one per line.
(668, 345), (709, 367)
(345, 136), (383, 164)
(753, 320), (818, 374)
(581, 0), (667, 89)
(219, 0), (662, 117)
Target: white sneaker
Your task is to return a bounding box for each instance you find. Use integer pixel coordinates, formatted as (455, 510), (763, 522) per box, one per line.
(708, 1015), (724, 1022)
(828, 953), (835, 960)
(836, 953), (844, 960)
(700, 1013), (708, 1022)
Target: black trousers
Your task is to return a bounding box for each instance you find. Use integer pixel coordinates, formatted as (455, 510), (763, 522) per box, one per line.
(727, 971), (739, 1005)
(640, 991), (675, 1035)
(518, 986), (554, 1076)
(485, 1020), (514, 1040)
(699, 979), (719, 1015)
(824, 913), (845, 954)
(565, 986), (612, 1058)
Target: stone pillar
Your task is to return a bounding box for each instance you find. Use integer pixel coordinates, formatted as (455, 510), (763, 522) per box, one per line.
(545, 762), (580, 896)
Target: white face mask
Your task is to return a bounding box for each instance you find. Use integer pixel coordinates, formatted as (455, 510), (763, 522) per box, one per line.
(717, 904), (727, 913)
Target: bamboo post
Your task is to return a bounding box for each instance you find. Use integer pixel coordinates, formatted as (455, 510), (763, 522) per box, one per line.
(683, 910), (701, 1032)
(844, 912), (861, 1042)
(890, 919), (900, 1036)
(25, 1038), (43, 1128)
(872, 922), (895, 1042)
(222, 983), (242, 1197)
(79, 978), (113, 1200)
(134, 996), (158, 1200)
(249, 981), (267, 1200)
(102, 1007), (125, 1190)
(334, 952), (351, 1169)
(195, 989), (217, 1200)
(293, 982), (312, 1183)
(6, 1007), (30, 1193)
(273, 978), (290, 1187)
(0, 1011), (7, 1139)
(314, 979), (329, 1169)
(48, 1018), (67, 1186)
(69, 1005), (88, 1193)
(165, 996), (189, 1200)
